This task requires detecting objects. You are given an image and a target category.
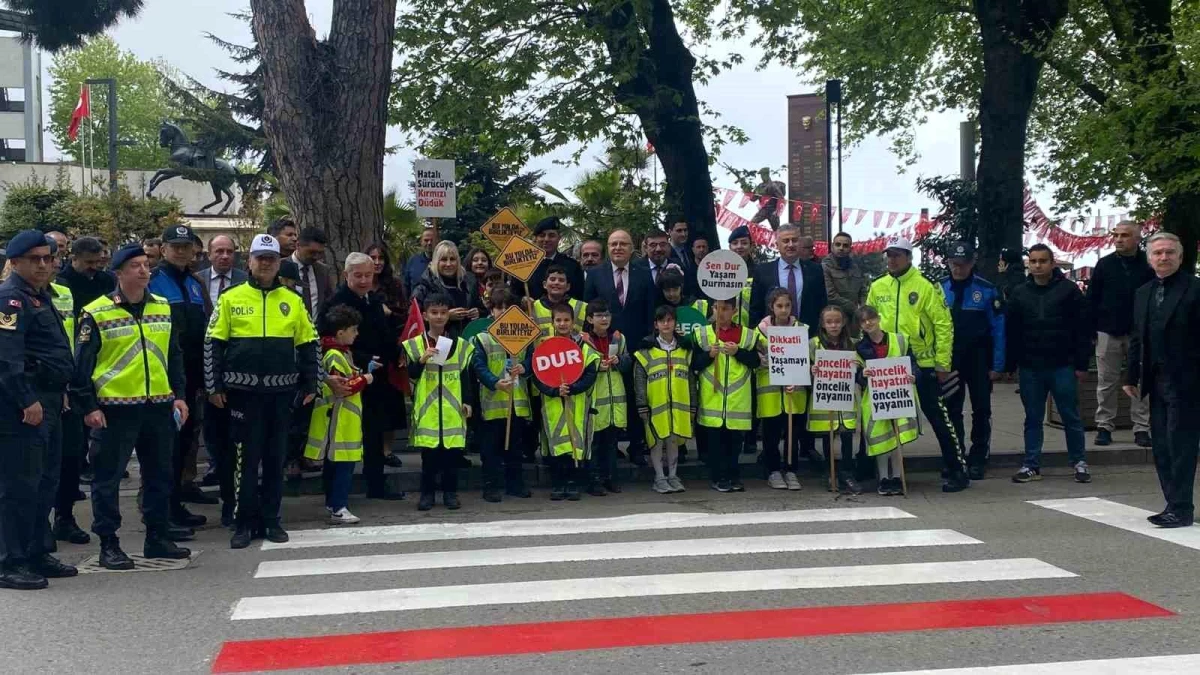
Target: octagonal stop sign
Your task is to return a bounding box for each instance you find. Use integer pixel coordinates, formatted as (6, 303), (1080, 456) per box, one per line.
(532, 336), (585, 387)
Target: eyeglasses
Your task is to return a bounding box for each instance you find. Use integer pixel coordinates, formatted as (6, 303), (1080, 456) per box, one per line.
(20, 254), (55, 265)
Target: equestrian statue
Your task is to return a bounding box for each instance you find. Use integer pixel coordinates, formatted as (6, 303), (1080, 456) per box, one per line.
(147, 121), (240, 215)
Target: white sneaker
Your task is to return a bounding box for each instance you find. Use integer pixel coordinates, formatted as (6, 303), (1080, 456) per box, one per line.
(784, 472), (802, 491)
(767, 471), (787, 489)
(328, 507), (360, 525)
(667, 476), (686, 493)
(653, 477), (673, 494)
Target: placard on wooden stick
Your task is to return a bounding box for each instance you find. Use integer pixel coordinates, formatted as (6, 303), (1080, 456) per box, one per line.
(495, 236), (545, 283)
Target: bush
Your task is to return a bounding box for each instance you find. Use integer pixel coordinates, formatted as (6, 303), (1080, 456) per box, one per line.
(1, 176), (182, 245)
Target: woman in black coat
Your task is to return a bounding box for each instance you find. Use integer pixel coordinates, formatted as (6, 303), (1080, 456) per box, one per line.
(412, 240), (485, 337)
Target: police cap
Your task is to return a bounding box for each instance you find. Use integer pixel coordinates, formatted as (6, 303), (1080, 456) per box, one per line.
(6, 229), (52, 259)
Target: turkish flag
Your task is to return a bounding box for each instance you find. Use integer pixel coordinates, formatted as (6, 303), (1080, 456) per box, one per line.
(67, 86), (90, 141)
(391, 297), (427, 394)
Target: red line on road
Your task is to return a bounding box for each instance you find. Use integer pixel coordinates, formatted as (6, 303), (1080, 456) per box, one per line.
(212, 592), (1171, 673)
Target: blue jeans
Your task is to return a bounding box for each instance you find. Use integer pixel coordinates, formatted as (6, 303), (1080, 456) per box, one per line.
(323, 460), (356, 511)
(1019, 367), (1086, 470)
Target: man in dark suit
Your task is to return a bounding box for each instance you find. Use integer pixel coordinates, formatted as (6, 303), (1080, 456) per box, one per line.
(667, 221), (694, 277)
(1125, 232), (1200, 529)
(585, 229), (655, 465)
(281, 227), (336, 322)
(749, 223), (828, 329)
(193, 235), (248, 316)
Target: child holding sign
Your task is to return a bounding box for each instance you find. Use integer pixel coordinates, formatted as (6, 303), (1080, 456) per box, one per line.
(755, 288), (810, 491)
(657, 270), (709, 321)
(808, 305), (863, 495)
(692, 297), (760, 493)
(469, 289), (532, 502)
(526, 303), (600, 501)
(583, 299), (629, 496)
(634, 306), (696, 494)
(855, 305), (918, 496)
(403, 293), (476, 511)
(531, 265), (585, 341)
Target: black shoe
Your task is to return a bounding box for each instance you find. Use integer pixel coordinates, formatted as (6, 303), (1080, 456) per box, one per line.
(566, 483), (581, 501)
(0, 565), (47, 590)
(1073, 461), (1092, 484)
(711, 480), (732, 493)
(1095, 429), (1112, 446)
(230, 527), (252, 549)
(603, 480), (622, 494)
(482, 489), (502, 503)
(264, 526), (289, 543)
(171, 506), (207, 528)
(505, 484), (532, 498)
(417, 493), (435, 511)
(1148, 511), (1170, 526)
(367, 490), (407, 501)
(942, 472), (970, 493)
(587, 483), (607, 497)
(200, 472), (220, 487)
(99, 537), (135, 570)
(730, 481), (745, 492)
(179, 484), (219, 505)
(144, 537), (191, 560)
(1155, 512), (1194, 528)
(837, 475), (863, 495)
(33, 554), (78, 578)
(967, 465), (986, 481)
(1135, 431), (1152, 448)
(444, 492), (462, 510)
(550, 486), (566, 501)
(164, 524), (195, 542)
(54, 517), (91, 545)
(383, 453), (404, 468)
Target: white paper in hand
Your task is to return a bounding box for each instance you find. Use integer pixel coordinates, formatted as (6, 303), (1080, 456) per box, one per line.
(429, 336), (453, 365)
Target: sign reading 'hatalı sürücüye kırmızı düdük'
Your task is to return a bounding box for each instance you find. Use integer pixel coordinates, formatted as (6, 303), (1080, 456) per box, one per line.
(414, 159), (456, 218)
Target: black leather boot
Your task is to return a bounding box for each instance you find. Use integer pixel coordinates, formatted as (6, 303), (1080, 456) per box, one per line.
(99, 536), (135, 571)
(54, 516), (91, 544)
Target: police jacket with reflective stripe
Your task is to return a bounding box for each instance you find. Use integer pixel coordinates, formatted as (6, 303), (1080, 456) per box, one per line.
(204, 278), (319, 394)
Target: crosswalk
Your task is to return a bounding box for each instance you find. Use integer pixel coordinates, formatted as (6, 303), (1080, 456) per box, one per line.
(213, 503), (1175, 673)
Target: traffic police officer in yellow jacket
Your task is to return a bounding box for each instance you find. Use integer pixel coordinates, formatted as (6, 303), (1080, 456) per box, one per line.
(0, 231), (77, 589)
(866, 237), (968, 491)
(71, 243), (192, 570)
(205, 234), (318, 549)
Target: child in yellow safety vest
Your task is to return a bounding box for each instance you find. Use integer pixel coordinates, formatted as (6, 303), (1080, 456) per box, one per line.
(635, 305), (696, 494)
(525, 302), (599, 501)
(855, 305), (919, 497)
(755, 288), (810, 491)
(691, 296), (760, 493)
(404, 292), (476, 511)
(808, 305), (863, 495)
(582, 298), (629, 496)
(469, 288), (532, 503)
(305, 305), (373, 525)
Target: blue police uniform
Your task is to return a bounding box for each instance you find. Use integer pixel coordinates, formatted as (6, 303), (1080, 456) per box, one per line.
(941, 273), (1005, 473)
(0, 232), (75, 588)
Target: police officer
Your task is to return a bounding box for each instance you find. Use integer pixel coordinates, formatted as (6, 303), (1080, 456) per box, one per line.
(867, 237), (968, 491)
(205, 234), (318, 549)
(940, 242), (1005, 480)
(0, 230), (76, 589)
(71, 244), (192, 570)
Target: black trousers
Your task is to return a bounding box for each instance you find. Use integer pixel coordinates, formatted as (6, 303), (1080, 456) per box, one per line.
(172, 376), (203, 501)
(420, 446), (461, 495)
(818, 429), (856, 479)
(287, 399), (314, 464)
(479, 418), (526, 491)
(915, 367), (966, 474)
(1150, 373), (1200, 517)
(548, 453), (578, 488)
(55, 407), (84, 519)
(590, 426), (618, 483)
(762, 415), (800, 473)
(705, 426), (744, 483)
(621, 371), (647, 458)
(945, 348), (993, 468)
(362, 390), (389, 496)
(203, 400), (237, 518)
(30, 392), (63, 557)
(91, 403), (173, 537)
(228, 390), (292, 528)
(0, 396), (52, 567)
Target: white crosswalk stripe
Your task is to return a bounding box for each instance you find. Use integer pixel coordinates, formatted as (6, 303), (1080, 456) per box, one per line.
(1029, 497), (1200, 550)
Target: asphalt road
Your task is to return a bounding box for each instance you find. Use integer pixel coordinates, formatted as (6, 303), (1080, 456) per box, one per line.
(3, 464), (1197, 675)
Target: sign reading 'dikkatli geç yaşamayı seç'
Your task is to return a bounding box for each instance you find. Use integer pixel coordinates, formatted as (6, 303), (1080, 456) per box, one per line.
(414, 159), (456, 218)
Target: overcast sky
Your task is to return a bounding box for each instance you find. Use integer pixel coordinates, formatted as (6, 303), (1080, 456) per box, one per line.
(37, 0), (1121, 254)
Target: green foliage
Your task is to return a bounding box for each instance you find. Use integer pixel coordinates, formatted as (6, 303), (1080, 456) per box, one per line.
(47, 35), (180, 170)
(535, 145), (664, 246)
(1, 174), (181, 243)
(3, 0), (144, 51)
(915, 176), (981, 281)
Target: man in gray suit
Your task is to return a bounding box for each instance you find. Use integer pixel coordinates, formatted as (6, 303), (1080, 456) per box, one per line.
(193, 235), (247, 316)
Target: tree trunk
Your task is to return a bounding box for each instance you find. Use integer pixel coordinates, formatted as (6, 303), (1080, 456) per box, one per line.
(973, 0), (1068, 278)
(250, 0), (396, 267)
(601, 0), (718, 249)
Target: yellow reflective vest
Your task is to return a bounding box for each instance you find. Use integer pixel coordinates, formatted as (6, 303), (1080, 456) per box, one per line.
(531, 297), (586, 342)
(754, 319), (809, 418)
(49, 282), (74, 352)
(473, 332), (531, 421)
(540, 343), (601, 460)
(735, 277), (753, 326)
(304, 348), (364, 462)
(403, 334), (473, 449)
(867, 266), (954, 370)
(589, 332), (627, 432)
(806, 335), (857, 432)
(858, 332), (919, 456)
(693, 324), (757, 430)
(83, 292), (174, 405)
(635, 341), (694, 444)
